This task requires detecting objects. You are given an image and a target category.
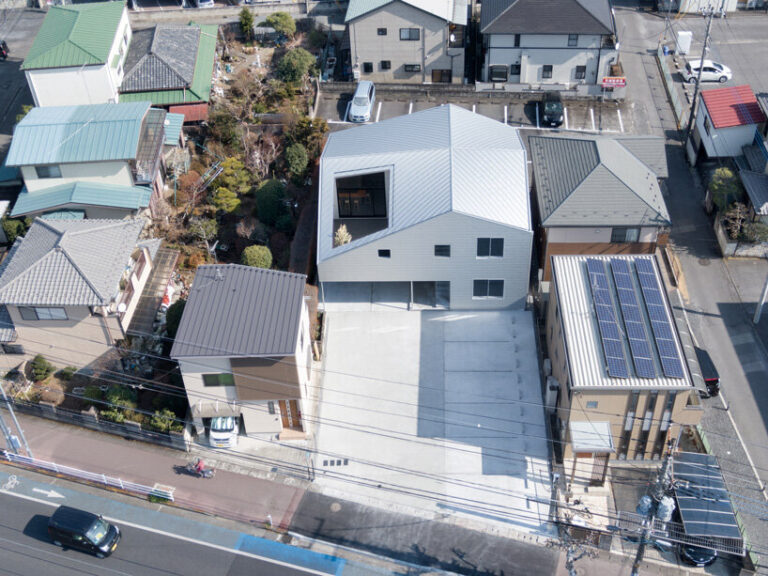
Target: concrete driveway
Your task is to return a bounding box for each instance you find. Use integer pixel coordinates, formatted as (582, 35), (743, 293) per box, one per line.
(314, 309), (552, 536)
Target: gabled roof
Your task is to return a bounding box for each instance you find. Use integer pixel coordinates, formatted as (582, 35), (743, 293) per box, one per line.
(11, 182), (152, 218)
(170, 265), (307, 359)
(345, 0), (467, 24)
(530, 135), (671, 227)
(118, 23), (218, 106)
(481, 0), (614, 35)
(0, 219), (145, 307)
(700, 85), (767, 129)
(318, 104), (530, 263)
(5, 101), (151, 167)
(121, 25), (200, 92)
(22, 2), (126, 71)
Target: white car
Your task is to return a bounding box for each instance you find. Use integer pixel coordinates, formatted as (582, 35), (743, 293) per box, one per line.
(683, 59), (732, 84)
(209, 416), (238, 448)
(348, 81), (375, 123)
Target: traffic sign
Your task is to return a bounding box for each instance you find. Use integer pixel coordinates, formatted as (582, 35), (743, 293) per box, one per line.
(602, 76), (627, 88)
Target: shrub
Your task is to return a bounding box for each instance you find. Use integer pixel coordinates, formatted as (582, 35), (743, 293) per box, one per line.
(742, 221), (768, 243)
(15, 104), (33, 125)
(285, 142), (308, 179)
(239, 7), (254, 41)
(106, 386), (137, 410)
(100, 408), (125, 424)
(255, 179), (287, 226)
(57, 366), (77, 381)
(334, 224), (352, 247)
(724, 202), (748, 240)
(208, 107), (242, 151)
(286, 116), (328, 160)
(149, 408), (183, 433)
(277, 48), (316, 83)
(189, 217), (218, 243)
(81, 386), (104, 408)
(242, 244), (273, 269)
(166, 299), (186, 339)
(186, 251), (207, 269)
(30, 355), (55, 382)
(218, 157), (251, 195)
(265, 11), (295, 38)
(308, 27), (325, 50)
(276, 213), (295, 235)
(710, 167), (744, 212)
(212, 187), (241, 213)
(2, 217), (28, 244)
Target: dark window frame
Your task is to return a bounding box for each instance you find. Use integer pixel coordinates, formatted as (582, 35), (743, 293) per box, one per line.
(476, 237), (504, 258)
(510, 63), (521, 76)
(202, 373), (235, 387)
(18, 306), (68, 321)
(404, 64), (421, 72)
(378, 249), (391, 258)
(568, 34), (578, 47)
(377, 27), (387, 36)
(473, 279), (504, 299)
(362, 62), (373, 73)
(399, 28), (420, 41)
(514, 34), (520, 47)
(34, 165), (62, 179)
(575, 65), (586, 80)
(434, 244), (451, 257)
(610, 227), (640, 243)
(380, 60), (391, 70)
(542, 65), (553, 79)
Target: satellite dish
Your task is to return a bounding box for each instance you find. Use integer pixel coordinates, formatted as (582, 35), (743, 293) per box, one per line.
(117, 302), (127, 313)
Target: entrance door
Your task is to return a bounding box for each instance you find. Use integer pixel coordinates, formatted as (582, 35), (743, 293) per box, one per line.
(590, 453), (609, 486)
(279, 400), (303, 431)
(431, 69), (452, 83)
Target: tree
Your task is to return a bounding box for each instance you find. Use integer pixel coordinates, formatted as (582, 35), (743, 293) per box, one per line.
(218, 157), (251, 196)
(208, 107), (242, 151)
(150, 408), (183, 433)
(246, 133), (281, 180)
(286, 116), (328, 160)
(239, 7), (254, 41)
(30, 355), (55, 382)
(265, 12), (295, 38)
(15, 104), (32, 125)
(285, 142), (308, 180)
(1, 217), (28, 244)
(212, 187), (241, 214)
(242, 244), (273, 269)
(277, 48), (316, 84)
(710, 167), (744, 212)
(724, 202), (748, 240)
(255, 179), (287, 226)
(165, 299), (186, 339)
(334, 224), (352, 247)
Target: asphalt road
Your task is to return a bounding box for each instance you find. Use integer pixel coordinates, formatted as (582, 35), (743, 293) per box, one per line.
(0, 492), (316, 576)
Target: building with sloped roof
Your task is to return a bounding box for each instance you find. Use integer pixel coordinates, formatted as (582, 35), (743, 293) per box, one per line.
(344, 0), (468, 84)
(0, 218), (156, 366)
(317, 104), (532, 310)
(22, 1), (131, 107)
(171, 265), (311, 439)
(529, 134), (671, 282)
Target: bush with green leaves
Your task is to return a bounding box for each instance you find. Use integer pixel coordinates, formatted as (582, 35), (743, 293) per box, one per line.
(239, 7), (254, 41)
(255, 179), (287, 226)
(286, 117), (328, 160)
(212, 187), (241, 213)
(218, 157), (251, 195)
(2, 217), (28, 244)
(285, 142), (308, 180)
(30, 355), (55, 382)
(277, 48), (316, 83)
(149, 408), (184, 433)
(742, 220), (768, 243)
(81, 386), (103, 409)
(276, 213), (295, 235)
(710, 167), (744, 212)
(165, 299), (186, 339)
(241, 244), (273, 269)
(208, 108), (242, 151)
(99, 408), (125, 424)
(265, 12), (295, 38)
(57, 366), (77, 381)
(106, 386), (137, 410)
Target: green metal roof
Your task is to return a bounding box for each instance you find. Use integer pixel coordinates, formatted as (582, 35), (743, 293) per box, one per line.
(119, 23), (217, 106)
(163, 113), (185, 146)
(11, 182), (152, 217)
(22, 2), (126, 71)
(40, 210), (86, 220)
(5, 101), (151, 167)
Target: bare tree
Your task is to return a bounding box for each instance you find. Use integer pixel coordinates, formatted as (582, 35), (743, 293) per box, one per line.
(247, 134), (282, 181)
(236, 216), (257, 239)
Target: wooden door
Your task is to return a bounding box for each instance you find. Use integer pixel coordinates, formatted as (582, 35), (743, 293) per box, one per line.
(279, 400), (303, 431)
(590, 454), (609, 486)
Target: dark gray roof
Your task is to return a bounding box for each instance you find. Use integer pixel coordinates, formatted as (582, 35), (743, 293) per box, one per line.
(530, 135), (670, 227)
(481, 0), (614, 35)
(170, 264), (307, 359)
(740, 170), (768, 216)
(121, 25), (200, 92)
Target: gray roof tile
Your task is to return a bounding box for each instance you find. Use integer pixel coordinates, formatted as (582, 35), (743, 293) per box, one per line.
(121, 25), (200, 92)
(481, 0), (614, 35)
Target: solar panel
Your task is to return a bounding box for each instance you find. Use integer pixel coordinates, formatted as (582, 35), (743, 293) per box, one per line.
(586, 258), (628, 378)
(635, 258), (685, 379)
(610, 259), (656, 378)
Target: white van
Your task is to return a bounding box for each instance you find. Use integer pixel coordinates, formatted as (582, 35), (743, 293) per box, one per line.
(348, 81), (375, 123)
(209, 416), (238, 448)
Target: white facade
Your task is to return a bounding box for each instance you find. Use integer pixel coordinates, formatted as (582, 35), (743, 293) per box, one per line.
(696, 106), (760, 158)
(546, 226), (659, 244)
(20, 161), (133, 193)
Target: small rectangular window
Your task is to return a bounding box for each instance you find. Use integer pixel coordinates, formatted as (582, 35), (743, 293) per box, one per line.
(400, 28), (420, 41)
(476, 238), (503, 258)
(704, 115), (711, 136)
(489, 65), (508, 82)
(202, 373), (235, 387)
(19, 307), (37, 321)
(510, 64), (521, 76)
(473, 279), (504, 299)
(568, 34), (578, 47)
(575, 65), (586, 80)
(36, 307), (67, 320)
(434, 245), (451, 257)
(514, 34), (520, 47)
(378, 249), (391, 258)
(611, 227), (640, 243)
(404, 64), (421, 72)
(380, 60), (391, 70)
(542, 65), (553, 79)
(377, 28), (387, 36)
(268, 401), (275, 415)
(586, 401), (598, 409)
(363, 62), (373, 73)
(35, 165), (61, 179)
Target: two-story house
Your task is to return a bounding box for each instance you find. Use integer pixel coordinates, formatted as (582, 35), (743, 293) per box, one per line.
(170, 265), (312, 440)
(529, 134), (670, 285)
(344, 0), (468, 84)
(5, 102), (168, 219)
(317, 104), (532, 310)
(22, 1), (132, 107)
(480, 0), (618, 91)
(0, 218), (155, 367)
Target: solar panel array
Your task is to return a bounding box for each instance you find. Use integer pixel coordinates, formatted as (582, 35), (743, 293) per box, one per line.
(586, 258), (629, 378)
(610, 258), (656, 378)
(635, 258), (685, 378)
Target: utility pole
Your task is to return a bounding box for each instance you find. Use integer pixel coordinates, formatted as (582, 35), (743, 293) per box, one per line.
(754, 263), (768, 324)
(0, 383), (32, 457)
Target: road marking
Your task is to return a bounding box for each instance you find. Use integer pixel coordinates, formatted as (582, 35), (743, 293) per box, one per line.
(564, 107), (569, 130)
(408, 101), (413, 114)
(375, 101), (382, 122)
(32, 487), (64, 498)
(504, 105), (508, 124)
(472, 104), (476, 113)
(617, 109), (624, 133)
(590, 108), (596, 132)
(536, 103), (540, 129)
(343, 101), (350, 123)
(2, 475), (18, 490)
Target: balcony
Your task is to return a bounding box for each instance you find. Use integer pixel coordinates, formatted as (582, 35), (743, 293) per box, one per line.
(448, 25), (465, 49)
(334, 218), (388, 243)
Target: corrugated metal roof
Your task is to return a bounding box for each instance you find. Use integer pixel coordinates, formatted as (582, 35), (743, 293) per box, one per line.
(121, 25), (200, 92)
(551, 255), (693, 390)
(569, 421), (614, 452)
(701, 85), (766, 129)
(740, 170), (768, 216)
(11, 182), (152, 217)
(0, 218), (145, 307)
(346, 0), (467, 23)
(5, 101), (151, 167)
(530, 135), (670, 227)
(22, 2), (126, 70)
(318, 104), (530, 263)
(163, 113), (185, 146)
(481, 0), (613, 35)
(170, 264), (307, 359)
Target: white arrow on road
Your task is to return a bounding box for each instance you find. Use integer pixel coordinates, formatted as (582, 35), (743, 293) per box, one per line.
(32, 488), (64, 499)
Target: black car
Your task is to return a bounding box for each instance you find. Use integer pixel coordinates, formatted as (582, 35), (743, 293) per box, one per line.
(679, 543), (718, 567)
(541, 91), (564, 127)
(48, 506), (121, 558)
(694, 346), (720, 397)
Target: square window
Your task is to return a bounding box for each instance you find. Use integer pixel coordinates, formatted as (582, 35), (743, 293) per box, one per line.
(400, 28), (419, 41)
(489, 64), (508, 82)
(323, 460), (328, 466)
(542, 65), (553, 79)
(35, 165), (61, 179)
(575, 65), (586, 80)
(586, 401), (598, 409)
(378, 249), (391, 258)
(476, 238), (503, 257)
(381, 60), (391, 70)
(404, 64), (421, 72)
(363, 62), (373, 73)
(568, 34), (578, 47)
(377, 27), (387, 35)
(473, 279), (504, 298)
(510, 64), (521, 76)
(434, 244), (451, 257)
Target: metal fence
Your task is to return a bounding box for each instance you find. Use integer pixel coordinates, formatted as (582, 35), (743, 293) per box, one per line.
(656, 44), (686, 130)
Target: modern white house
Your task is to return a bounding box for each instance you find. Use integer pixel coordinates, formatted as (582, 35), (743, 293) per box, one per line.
(480, 0), (618, 92)
(21, 1), (131, 107)
(170, 265), (312, 440)
(317, 104), (532, 310)
(344, 0), (468, 84)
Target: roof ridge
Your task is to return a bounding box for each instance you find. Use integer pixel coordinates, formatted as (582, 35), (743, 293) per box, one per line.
(593, 153), (666, 222)
(484, 0), (519, 32)
(56, 239), (106, 302)
(447, 106), (454, 212)
(150, 52), (189, 85)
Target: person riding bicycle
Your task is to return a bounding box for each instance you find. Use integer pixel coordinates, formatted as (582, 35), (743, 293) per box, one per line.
(194, 458), (205, 475)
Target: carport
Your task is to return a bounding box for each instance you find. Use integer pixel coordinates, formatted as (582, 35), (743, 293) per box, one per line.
(319, 281), (450, 312)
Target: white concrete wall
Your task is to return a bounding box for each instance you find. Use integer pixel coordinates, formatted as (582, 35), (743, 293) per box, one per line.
(318, 211), (533, 309)
(20, 161), (133, 192)
(118, 246), (153, 331)
(547, 226), (658, 243)
(293, 302), (312, 401)
(680, 0), (738, 12)
(348, 1), (465, 84)
(178, 356), (239, 408)
(697, 107), (758, 158)
(107, 7), (132, 96)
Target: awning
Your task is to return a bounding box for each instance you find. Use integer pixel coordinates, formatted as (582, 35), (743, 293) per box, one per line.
(570, 421), (615, 453)
(163, 113), (185, 147)
(191, 400), (240, 419)
(169, 103), (208, 123)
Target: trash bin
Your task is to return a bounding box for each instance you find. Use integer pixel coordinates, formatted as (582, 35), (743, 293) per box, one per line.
(663, 45), (669, 56)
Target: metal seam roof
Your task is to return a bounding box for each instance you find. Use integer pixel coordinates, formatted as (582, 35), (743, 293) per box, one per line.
(701, 85), (767, 129)
(345, 0), (467, 24)
(11, 182), (152, 217)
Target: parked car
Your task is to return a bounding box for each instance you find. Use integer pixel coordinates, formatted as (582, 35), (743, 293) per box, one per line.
(541, 91), (564, 127)
(348, 81), (375, 123)
(48, 506), (121, 558)
(197, 0), (215, 8)
(679, 543), (718, 567)
(209, 415), (238, 448)
(683, 59), (732, 84)
(694, 346), (720, 397)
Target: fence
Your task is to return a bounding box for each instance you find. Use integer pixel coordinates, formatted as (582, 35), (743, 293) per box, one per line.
(656, 44), (686, 130)
(1, 450), (175, 502)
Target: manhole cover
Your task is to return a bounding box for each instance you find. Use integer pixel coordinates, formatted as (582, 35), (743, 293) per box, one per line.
(698, 258), (711, 266)
(330, 502), (342, 513)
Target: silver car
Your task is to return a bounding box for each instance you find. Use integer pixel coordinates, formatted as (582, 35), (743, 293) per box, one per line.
(683, 59), (732, 84)
(349, 81), (375, 123)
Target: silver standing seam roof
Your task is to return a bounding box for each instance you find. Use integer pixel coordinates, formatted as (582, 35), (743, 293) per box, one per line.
(551, 255), (693, 390)
(530, 135), (671, 228)
(318, 104), (530, 263)
(170, 265), (307, 359)
(345, 0), (467, 24)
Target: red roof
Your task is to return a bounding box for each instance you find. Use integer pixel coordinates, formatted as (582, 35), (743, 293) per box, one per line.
(701, 85), (766, 129)
(169, 103), (208, 123)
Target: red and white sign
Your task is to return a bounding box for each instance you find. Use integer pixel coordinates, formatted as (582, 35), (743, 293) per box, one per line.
(601, 76), (627, 88)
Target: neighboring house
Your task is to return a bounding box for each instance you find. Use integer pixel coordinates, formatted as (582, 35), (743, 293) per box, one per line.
(118, 23), (218, 123)
(546, 255), (702, 485)
(656, 0), (740, 14)
(317, 104), (532, 310)
(529, 134), (671, 284)
(22, 1), (131, 107)
(692, 85), (766, 160)
(344, 0), (468, 84)
(170, 265), (312, 440)
(5, 102), (168, 217)
(480, 0), (618, 92)
(0, 219), (154, 367)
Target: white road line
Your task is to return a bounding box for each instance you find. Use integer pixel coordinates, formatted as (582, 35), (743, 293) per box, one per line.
(0, 488), (332, 575)
(375, 101), (382, 122)
(617, 109), (624, 133)
(504, 105), (508, 124)
(564, 107), (569, 130)
(343, 101), (350, 123)
(408, 101), (413, 114)
(590, 108), (596, 132)
(536, 103), (540, 129)
(472, 104), (476, 113)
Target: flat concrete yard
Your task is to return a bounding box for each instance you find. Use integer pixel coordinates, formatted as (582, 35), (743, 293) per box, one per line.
(314, 310), (552, 535)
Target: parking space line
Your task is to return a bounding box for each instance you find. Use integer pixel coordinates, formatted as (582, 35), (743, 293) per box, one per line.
(472, 104), (476, 113)
(590, 109), (595, 132)
(504, 105), (508, 124)
(564, 107), (569, 130)
(617, 109), (624, 133)
(408, 102), (413, 114)
(375, 102), (382, 122)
